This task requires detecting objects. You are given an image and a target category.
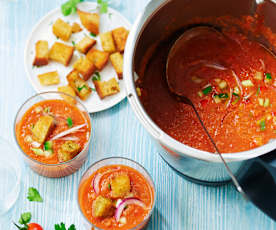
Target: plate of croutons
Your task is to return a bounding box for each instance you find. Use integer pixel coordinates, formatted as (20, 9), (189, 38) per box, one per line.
(24, 2), (130, 113)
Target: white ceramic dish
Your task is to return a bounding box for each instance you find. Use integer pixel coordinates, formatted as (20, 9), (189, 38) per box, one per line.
(24, 2), (131, 113)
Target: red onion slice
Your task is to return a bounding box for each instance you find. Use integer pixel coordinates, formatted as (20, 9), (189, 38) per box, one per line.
(231, 70), (243, 96)
(115, 198), (146, 222)
(50, 124), (86, 141)
(92, 169), (119, 194)
(204, 63), (227, 71)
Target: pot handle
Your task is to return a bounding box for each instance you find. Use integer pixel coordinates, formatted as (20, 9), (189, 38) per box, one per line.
(237, 149), (276, 220)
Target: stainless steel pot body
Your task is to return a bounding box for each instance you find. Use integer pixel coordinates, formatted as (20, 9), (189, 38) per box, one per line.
(124, 0), (276, 183)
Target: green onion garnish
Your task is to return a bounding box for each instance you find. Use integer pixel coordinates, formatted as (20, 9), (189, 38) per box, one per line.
(218, 93), (229, 99)
(90, 32), (96, 37)
(92, 72), (101, 81)
(202, 86), (212, 95)
(67, 117), (73, 128)
(108, 184), (111, 190)
(259, 120), (266, 131)
(72, 41), (75, 46)
(256, 86), (260, 96)
(77, 85), (88, 92)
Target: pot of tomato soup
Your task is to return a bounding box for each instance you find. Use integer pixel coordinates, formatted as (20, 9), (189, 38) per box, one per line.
(124, 0), (276, 185)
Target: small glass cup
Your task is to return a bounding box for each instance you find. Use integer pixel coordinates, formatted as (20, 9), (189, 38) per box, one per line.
(0, 138), (21, 215)
(14, 92), (91, 178)
(77, 157), (156, 230)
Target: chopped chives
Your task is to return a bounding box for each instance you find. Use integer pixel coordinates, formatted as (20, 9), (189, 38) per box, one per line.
(67, 117), (73, 128)
(265, 73), (272, 80)
(202, 86), (212, 95)
(256, 86), (260, 96)
(233, 92), (239, 97)
(259, 120), (266, 131)
(218, 93), (229, 99)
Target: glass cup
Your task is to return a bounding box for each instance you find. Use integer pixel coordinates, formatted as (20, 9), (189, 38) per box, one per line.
(0, 138), (21, 215)
(77, 157), (156, 230)
(14, 92), (91, 178)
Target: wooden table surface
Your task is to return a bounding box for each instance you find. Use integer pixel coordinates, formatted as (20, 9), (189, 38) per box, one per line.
(0, 0), (275, 229)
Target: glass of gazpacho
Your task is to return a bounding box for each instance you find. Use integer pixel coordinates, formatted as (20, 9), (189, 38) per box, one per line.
(14, 92), (91, 178)
(78, 157), (156, 230)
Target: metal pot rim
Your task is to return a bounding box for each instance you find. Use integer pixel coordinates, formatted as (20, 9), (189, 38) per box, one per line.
(124, 0), (276, 163)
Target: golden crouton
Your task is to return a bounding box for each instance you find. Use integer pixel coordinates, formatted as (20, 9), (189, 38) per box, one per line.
(110, 52), (123, 79)
(33, 40), (49, 66)
(93, 78), (120, 99)
(71, 22), (82, 33)
(73, 57), (95, 81)
(75, 36), (96, 54)
(111, 174), (131, 198)
(67, 70), (92, 100)
(86, 49), (109, 70)
(49, 42), (74, 66)
(58, 85), (76, 104)
(92, 196), (114, 218)
(78, 10), (100, 35)
(57, 141), (81, 163)
(38, 71), (60, 86)
(112, 27), (129, 52)
(100, 31), (116, 53)
(52, 18), (72, 41)
(32, 116), (55, 144)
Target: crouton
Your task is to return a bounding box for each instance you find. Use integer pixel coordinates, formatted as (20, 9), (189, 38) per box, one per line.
(32, 116), (55, 144)
(66, 70), (92, 100)
(52, 18), (72, 41)
(57, 141), (81, 163)
(92, 196), (114, 218)
(58, 85), (76, 104)
(112, 27), (129, 52)
(38, 71), (60, 86)
(49, 42), (74, 66)
(78, 10), (100, 35)
(71, 22), (82, 33)
(110, 52), (123, 79)
(86, 49), (109, 70)
(93, 78), (120, 99)
(75, 36), (96, 54)
(73, 57), (95, 81)
(100, 31), (116, 53)
(110, 174), (131, 198)
(33, 40), (49, 66)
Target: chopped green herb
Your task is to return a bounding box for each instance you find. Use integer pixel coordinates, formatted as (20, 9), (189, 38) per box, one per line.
(202, 86), (212, 95)
(72, 41), (75, 46)
(19, 212), (32, 225)
(27, 187), (43, 202)
(108, 184), (111, 190)
(218, 93), (229, 99)
(92, 72), (101, 81)
(92, 88), (96, 92)
(256, 86), (260, 96)
(90, 32), (96, 37)
(61, 0), (84, 16)
(55, 222), (76, 230)
(67, 117), (73, 128)
(265, 73), (272, 80)
(77, 85), (88, 92)
(44, 141), (53, 151)
(259, 120), (266, 131)
(97, 0), (109, 14)
(233, 92), (239, 97)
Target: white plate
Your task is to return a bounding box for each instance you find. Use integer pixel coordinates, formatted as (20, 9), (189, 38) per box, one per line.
(24, 2), (131, 113)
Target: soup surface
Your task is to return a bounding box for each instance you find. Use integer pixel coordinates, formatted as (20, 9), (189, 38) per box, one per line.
(16, 99), (90, 164)
(78, 165), (154, 230)
(137, 29), (276, 153)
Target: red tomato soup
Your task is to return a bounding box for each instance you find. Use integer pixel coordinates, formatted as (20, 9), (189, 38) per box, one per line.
(16, 99), (90, 164)
(78, 165), (154, 230)
(137, 29), (276, 153)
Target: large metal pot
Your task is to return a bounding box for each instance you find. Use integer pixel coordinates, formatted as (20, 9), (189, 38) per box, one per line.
(124, 0), (276, 184)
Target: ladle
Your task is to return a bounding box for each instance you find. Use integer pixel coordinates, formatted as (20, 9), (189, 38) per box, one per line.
(166, 26), (246, 197)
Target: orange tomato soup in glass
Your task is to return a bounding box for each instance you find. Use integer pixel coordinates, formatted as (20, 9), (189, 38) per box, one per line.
(78, 165), (154, 230)
(16, 99), (90, 164)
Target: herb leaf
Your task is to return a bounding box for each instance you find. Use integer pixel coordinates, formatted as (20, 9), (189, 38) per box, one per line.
(55, 222), (76, 230)
(67, 117), (73, 128)
(256, 86), (260, 96)
(92, 72), (101, 81)
(218, 93), (228, 99)
(19, 212), (32, 225)
(265, 73), (272, 80)
(90, 32), (96, 37)
(202, 86), (212, 95)
(77, 85), (87, 92)
(27, 187), (43, 202)
(260, 120), (266, 131)
(68, 225), (76, 230)
(97, 0), (109, 14)
(61, 0), (84, 16)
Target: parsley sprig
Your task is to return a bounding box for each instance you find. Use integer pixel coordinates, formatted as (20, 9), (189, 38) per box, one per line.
(61, 0), (84, 16)
(55, 222), (76, 230)
(97, 0), (109, 14)
(14, 212), (32, 230)
(27, 187), (43, 202)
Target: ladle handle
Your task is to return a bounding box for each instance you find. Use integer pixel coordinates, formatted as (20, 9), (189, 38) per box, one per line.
(190, 104), (247, 198)
(237, 150), (276, 220)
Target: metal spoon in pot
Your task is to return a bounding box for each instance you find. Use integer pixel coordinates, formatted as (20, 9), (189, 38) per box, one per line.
(166, 26), (246, 197)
